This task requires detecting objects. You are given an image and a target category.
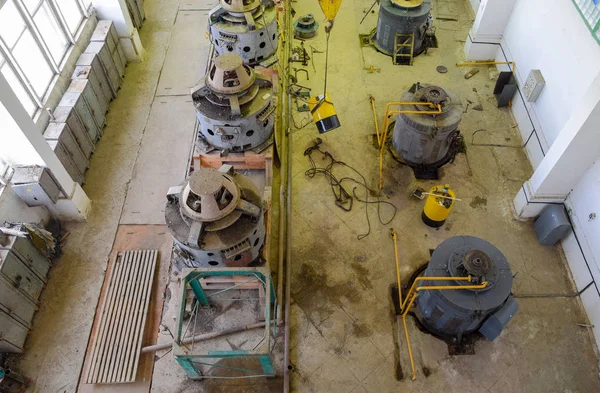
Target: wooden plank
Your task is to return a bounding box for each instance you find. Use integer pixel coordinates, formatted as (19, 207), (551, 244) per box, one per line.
(110, 251), (144, 382)
(79, 226), (171, 392)
(115, 251), (149, 382)
(99, 251), (134, 382)
(128, 250), (158, 381)
(86, 255), (120, 383)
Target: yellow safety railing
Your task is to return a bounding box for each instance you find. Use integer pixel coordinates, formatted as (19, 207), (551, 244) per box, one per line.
(376, 101), (442, 189)
(400, 275), (488, 380)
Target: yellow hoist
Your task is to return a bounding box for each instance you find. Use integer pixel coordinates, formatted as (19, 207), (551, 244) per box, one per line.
(308, 0), (343, 133)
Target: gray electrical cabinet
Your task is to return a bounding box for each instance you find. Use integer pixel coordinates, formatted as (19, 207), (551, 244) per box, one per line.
(66, 79), (105, 135)
(51, 105), (96, 155)
(44, 121), (90, 176)
(45, 122), (93, 159)
(11, 166), (62, 207)
(85, 41), (122, 95)
(0, 250), (45, 302)
(76, 53), (116, 99)
(58, 88), (101, 144)
(72, 65), (110, 116)
(0, 308), (29, 353)
(92, 21), (127, 78)
(46, 139), (85, 185)
(0, 275), (37, 328)
(0, 232), (51, 281)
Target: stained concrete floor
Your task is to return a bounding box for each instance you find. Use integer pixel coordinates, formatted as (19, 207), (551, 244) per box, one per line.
(11, 0), (600, 392)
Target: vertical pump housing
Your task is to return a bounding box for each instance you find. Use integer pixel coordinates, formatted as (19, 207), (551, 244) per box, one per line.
(191, 53), (274, 151)
(209, 0), (278, 65)
(165, 165), (265, 268)
(392, 83), (462, 179)
(415, 236), (518, 343)
(373, 0), (433, 57)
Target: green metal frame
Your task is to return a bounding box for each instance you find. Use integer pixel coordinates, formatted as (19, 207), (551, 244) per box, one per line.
(571, 0), (600, 45)
(173, 267), (277, 380)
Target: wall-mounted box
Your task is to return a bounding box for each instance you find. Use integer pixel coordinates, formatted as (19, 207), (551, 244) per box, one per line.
(523, 69), (545, 102)
(11, 167), (62, 207)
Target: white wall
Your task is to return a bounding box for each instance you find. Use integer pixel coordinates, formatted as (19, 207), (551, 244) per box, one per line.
(0, 102), (45, 166)
(476, 0), (600, 168)
(564, 159), (600, 348)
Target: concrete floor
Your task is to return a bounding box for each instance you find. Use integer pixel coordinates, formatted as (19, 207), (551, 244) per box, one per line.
(11, 0), (600, 392)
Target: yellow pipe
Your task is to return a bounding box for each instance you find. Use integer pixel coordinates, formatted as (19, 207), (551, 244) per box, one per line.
(455, 61), (516, 74)
(370, 96), (381, 148)
(378, 102), (442, 190)
(399, 275), (488, 380)
(390, 229), (402, 305)
(401, 275), (471, 310)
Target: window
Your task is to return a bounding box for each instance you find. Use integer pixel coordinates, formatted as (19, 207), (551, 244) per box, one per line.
(573, 0), (600, 43)
(0, 0), (89, 116)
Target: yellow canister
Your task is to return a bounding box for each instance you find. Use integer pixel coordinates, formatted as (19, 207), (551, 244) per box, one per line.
(422, 184), (455, 227)
(308, 93), (340, 133)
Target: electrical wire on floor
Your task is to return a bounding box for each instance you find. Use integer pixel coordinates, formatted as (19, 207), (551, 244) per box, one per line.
(304, 138), (398, 240)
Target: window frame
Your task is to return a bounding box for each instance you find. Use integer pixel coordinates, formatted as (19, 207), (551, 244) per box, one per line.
(0, 0), (89, 117)
(572, 0), (600, 44)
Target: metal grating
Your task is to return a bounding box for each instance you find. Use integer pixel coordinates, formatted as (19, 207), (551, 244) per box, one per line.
(85, 249), (158, 384)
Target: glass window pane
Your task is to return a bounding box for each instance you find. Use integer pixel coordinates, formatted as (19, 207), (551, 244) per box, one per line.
(55, 0), (82, 34)
(34, 2), (69, 62)
(12, 30), (54, 97)
(0, 0), (27, 48)
(23, 0), (43, 13)
(1, 64), (37, 115)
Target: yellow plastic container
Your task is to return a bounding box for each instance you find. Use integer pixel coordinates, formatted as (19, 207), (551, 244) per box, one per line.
(422, 184), (455, 227)
(308, 93), (340, 133)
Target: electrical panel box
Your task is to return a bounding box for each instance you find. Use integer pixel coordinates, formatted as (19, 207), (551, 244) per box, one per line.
(0, 231), (51, 281)
(523, 69), (545, 102)
(11, 166), (62, 207)
(0, 249), (45, 302)
(0, 308), (29, 353)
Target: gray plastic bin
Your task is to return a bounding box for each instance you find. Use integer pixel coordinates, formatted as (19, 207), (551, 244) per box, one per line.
(534, 205), (571, 246)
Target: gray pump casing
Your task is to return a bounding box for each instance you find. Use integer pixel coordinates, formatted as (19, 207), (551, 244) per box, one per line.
(392, 83), (462, 167)
(416, 236), (518, 341)
(373, 0), (432, 56)
(209, 4), (278, 65)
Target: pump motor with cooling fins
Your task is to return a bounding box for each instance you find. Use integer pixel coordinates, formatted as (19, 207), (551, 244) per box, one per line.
(191, 53), (274, 151)
(412, 236), (518, 351)
(208, 0), (278, 65)
(391, 83), (463, 179)
(165, 165), (265, 268)
(371, 0), (436, 60)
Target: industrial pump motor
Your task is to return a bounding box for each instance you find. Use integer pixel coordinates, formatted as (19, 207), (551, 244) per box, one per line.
(208, 0), (278, 65)
(191, 53), (274, 151)
(415, 236), (518, 343)
(372, 0), (434, 58)
(391, 83), (462, 179)
(165, 165), (265, 268)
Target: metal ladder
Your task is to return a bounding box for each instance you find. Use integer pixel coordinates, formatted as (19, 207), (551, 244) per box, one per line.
(393, 33), (415, 66)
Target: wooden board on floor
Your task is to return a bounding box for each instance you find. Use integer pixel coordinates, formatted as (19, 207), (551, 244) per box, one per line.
(78, 225), (173, 393)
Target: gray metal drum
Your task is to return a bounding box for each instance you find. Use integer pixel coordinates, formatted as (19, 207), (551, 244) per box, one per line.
(165, 167), (266, 268)
(210, 6), (278, 65)
(173, 215), (265, 268)
(195, 103), (274, 151)
(374, 0), (431, 56)
(392, 84), (461, 166)
(415, 236), (514, 339)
